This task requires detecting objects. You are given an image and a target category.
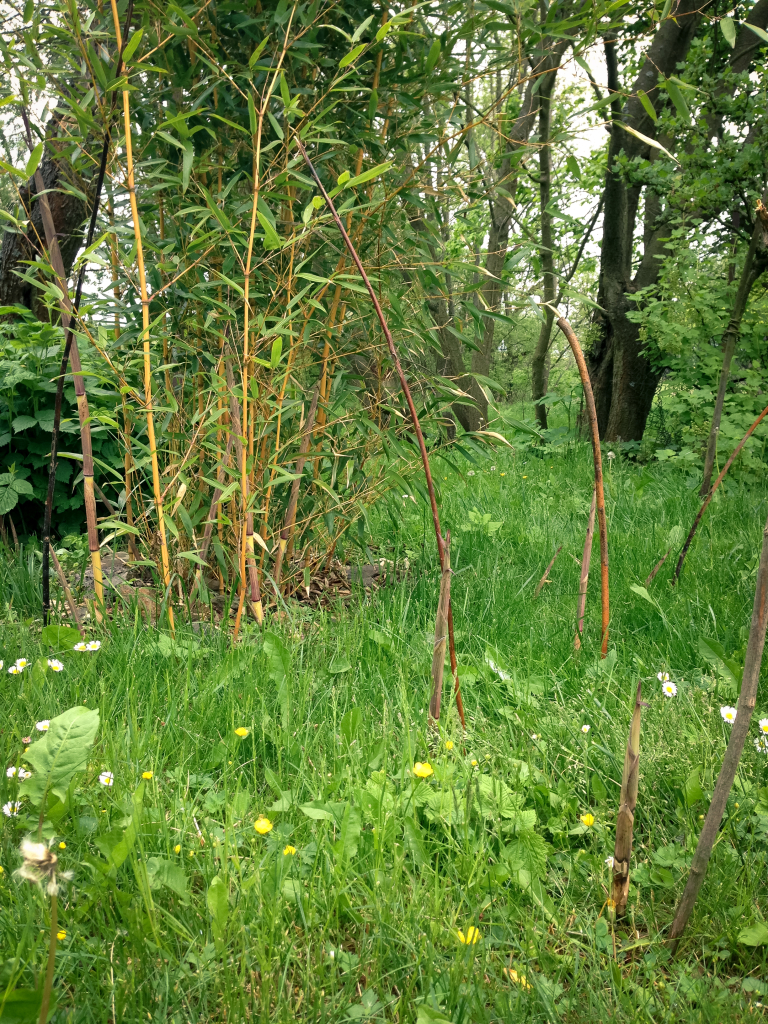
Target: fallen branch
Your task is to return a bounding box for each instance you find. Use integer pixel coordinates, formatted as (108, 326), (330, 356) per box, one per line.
(48, 546), (85, 638)
(645, 547), (671, 587)
(673, 399), (768, 585)
(534, 544), (563, 599)
(555, 317), (609, 656)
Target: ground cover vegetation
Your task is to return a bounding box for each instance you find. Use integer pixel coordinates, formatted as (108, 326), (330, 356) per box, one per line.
(3, 449), (768, 1021)
(2, 0), (768, 1020)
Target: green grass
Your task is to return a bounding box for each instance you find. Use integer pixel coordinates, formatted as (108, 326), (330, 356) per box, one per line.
(2, 443), (768, 1023)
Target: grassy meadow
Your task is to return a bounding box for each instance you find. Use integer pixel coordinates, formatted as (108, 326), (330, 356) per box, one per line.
(2, 441), (768, 1023)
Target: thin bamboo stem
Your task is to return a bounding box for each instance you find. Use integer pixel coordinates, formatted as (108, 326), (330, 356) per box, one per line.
(669, 506), (768, 950)
(555, 318), (609, 656)
(296, 135), (464, 726)
(111, 0), (174, 633)
(534, 543), (563, 599)
(575, 486), (596, 649)
(49, 545), (85, 637)
(612, 681), (642, 916)
(673, 399), (768, 585)
(429, 537), (452, 724)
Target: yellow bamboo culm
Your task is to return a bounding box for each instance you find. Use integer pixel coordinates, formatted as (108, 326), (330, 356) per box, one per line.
(111, 0), (175, 633)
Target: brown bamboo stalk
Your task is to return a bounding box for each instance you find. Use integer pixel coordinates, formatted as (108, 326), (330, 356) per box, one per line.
(225, 361), (263, 624)
(533, 543), (563, 599)
(296, 135), (464, 726)
(669, 504), (768, 951)
(429, 537), (452, 724)
(555, 318), (609, 656)
(48, 545), (85, 637)
(273, 384), (321, 587)
(645, 547), (671, 587)
(19, 113), (104, 621)
(111, 0), (174, 633)
(188, 432), (236, 602)
(673, 399), (768, 585)
(575, 486), (596, 649)
(612, 681), (642, 916)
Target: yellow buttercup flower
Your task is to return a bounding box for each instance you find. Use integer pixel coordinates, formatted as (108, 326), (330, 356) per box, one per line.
(235, 727), (249, 737)
(254, 816), (273, 834)
(283, 845), (297, 856)
(504, 967), (532, 991)
(58, 842), (66, 850)
(580, 813), (595, 828)
(445, 740), (454, 751)
(457, 926), (481, 945)
(56, 930), (66, 941)
(174, 844), (181, 854)
(413, 762), (433, 778)
(142, 771), (153, 780)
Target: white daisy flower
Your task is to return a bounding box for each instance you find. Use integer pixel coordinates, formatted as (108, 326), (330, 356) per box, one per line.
(657, 671), (670, 683)
(0, 660), (3, 671)
(2, 801), (21, 817)
(18, 768), (31, 780)
(35, 721), (50, 732)
(720, 706), (737, 724)
(7, 665), (21, 675)
(6, 766), (17, 778)
(98, 771), (114, 787)
(47, 659), (64, 672)
(531, 734), (540, 741)
(605, 856), (614, 869)
(581, 724), (591, 734)
(662, 681), (677, 697)
(85, 641), (101, 652)
(759, 718), (768, 735)
(754, 736), (768, 754)
(15, 659), (28, 670)
(73, 642), (88, 652)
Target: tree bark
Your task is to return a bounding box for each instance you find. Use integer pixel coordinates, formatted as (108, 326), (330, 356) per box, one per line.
(531, 60), (560, 431)
(588, 1), (768, 441)
(700, 201), (768, 495)
(0, 122), (88, 316)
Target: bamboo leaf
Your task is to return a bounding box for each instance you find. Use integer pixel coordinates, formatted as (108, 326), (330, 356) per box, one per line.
(614, 122), (679, 163)
(121, 27), (144, 63)
(745, 21), (768, 44)
(25, 141), (44, 179)
(339, 43), (366, 68)
(636, 89), (657, 123)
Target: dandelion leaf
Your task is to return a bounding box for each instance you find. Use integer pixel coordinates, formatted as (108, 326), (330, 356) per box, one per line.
(207, 875), (229, 937)
(146, 857), (188, 901)
(20, 706), (100, 807)
(263, 631), (291, 729)
(738, 923), (768, 946)
(332, 802), (361, 863)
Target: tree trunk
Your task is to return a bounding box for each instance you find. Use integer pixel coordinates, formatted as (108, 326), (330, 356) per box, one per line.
(0, 122), (88, 317)
(588, 1), (768, 441)
(531, 62), (560, 432)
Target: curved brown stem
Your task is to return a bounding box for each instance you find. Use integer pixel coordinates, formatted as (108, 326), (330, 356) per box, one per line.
(673, 399), (768, 585)
(296, 133), (463, 723)
(556, 318), (609, 656)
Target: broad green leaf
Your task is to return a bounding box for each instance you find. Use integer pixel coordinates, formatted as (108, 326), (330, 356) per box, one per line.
(745, 21), (768, 44)
(698, 636), (742, 688)
(12, 415), (36, 432)
(25, 142), (44, 179)
(402, 816), (429, 867)
(41, 625), (82, 650)
(146, 857), (188, 899)
(566, 154), (581, 178)
(332, 802), (361, 862)
(0, 487), (19, 515)
(416, 1007), (453, 1024)
(339, 43), (366, 68)
(739, 922), (768, 946)
(257, 210), (281, 249)
(207, 875), (229, 932)
(683, 768), (704, 807)
(121, 27), (143, 63)
(340, 708), (361, 743)
(248, 38), (269, 67)
(328, 654), (352, 674)
(504, 830), (549, 879)
(299, 801), (335, 820)
(98, 782), (145, 872)
(664, 78), (691, 125)
(20, 705), (100, 807)
(636, 89), (657, 123)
